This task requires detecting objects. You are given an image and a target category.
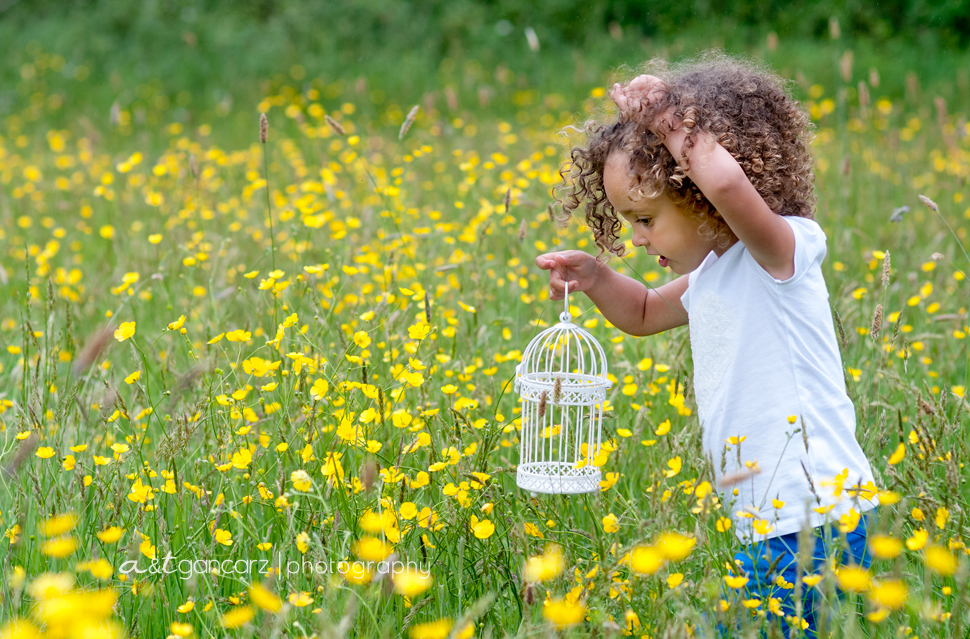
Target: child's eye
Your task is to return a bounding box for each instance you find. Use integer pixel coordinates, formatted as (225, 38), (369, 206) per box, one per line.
(637, 218), (652, 226)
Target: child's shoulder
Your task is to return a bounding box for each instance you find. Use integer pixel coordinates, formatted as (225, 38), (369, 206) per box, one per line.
(760, 215), (826, 283)
(782, 215), (826, 249)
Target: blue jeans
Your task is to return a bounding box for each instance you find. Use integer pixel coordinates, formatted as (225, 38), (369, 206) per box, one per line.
(723, 508), (876, 638)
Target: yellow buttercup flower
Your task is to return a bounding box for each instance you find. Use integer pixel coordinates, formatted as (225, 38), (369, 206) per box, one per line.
(869, 579), (907, 610)
(391, 569), (433, 597)
(296, 532), (310, 554)
(542, 597), (586, 629)
(869, 535), (903, 559)
(888, 443), (905, 465)
(724, 575), (749, 589)
(78, 558), (113, 580)
(470, 515), (494, 539)
(288, 592), (314, 607)
(41, 536), (78, 558)
(906, 529), (928, 551)
(97, 526), (125, 543)
(113, 321), (135, 341)
(219, 606), (254, 629)
(656, 532), (695, 561)
(290, 469), (312, 492)
(213, 528), (233, 546)
(924, 546), (958, 576)
(602, 513), (619, 533)
(352, 536), (393, 562)
(522, 544), (564, 582)
(408, 618), (452, 639)
(628, 546), (664, 575)
(225, 329), (251, 342)
(339, 561), (373, 585)
(40, 513), (77, 537)
(867, 607), (890, 623)
(27, 572), (74, 600)
(836, 566), (870, 592)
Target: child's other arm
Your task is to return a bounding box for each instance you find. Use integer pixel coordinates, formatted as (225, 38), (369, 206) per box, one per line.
(663, 128), (795, 280)
(536, 251), (689, 336)
(612, 76), (795, 280)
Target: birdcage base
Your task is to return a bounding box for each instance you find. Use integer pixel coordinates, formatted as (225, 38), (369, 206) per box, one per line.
(516, 463), (601, 494)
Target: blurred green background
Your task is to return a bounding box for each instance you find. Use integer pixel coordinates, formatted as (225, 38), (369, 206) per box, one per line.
(3, 0), (970, 135)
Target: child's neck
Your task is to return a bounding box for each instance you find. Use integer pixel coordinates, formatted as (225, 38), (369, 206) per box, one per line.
(713, 237), (740, 258)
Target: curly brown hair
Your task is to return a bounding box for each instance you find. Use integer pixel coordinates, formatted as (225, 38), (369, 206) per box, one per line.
(558, 52), (816, 258)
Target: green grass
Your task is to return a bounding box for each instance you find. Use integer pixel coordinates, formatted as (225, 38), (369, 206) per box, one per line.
(1, 16), (970, 639)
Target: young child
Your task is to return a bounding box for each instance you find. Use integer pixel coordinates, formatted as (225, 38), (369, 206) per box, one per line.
(537, 54), (879, 636)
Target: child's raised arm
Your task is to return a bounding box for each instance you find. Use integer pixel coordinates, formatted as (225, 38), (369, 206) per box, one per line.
(536, 250), (688, 336)
(612, 76), (796, 281)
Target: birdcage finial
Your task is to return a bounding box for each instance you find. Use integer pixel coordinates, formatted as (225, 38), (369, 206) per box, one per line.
(559, 281), (572, 323)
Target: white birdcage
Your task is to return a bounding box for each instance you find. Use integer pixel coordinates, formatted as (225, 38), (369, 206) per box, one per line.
(515, 283), (612, 494)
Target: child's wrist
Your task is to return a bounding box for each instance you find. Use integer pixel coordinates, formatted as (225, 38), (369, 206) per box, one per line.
(590, 260), (612, 291)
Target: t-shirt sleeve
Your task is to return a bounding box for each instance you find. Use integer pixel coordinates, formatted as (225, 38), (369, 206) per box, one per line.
(746, 216), (827, 284)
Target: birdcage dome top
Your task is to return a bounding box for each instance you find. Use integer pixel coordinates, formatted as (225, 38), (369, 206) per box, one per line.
(516, 283), (611, 395)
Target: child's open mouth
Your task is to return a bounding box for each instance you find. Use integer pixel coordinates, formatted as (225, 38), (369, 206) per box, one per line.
(658, 256), (668, 267)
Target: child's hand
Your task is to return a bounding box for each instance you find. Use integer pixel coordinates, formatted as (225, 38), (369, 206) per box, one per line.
(536, 251), (601, 300)
(610, 75), (673, 130)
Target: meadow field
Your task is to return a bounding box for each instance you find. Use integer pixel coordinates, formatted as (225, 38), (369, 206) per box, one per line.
(1, 27), (970, 639)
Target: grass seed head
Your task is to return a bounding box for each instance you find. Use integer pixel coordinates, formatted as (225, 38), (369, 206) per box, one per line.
(918, 194), (939, 212)
(360, 459), (378, 491)
(858, 80), (870, 107)
(881, 251), (891, 287)
(326, 115), (346, 136)
(2, 433), (39, 479)
(259, 113), (268, 144)
(72, 325), (114, 375)
(522, 580), (535, 605)
(717, 467), (761, 489)
(870, 304), (883, 342)
(399, 105), (419, 140)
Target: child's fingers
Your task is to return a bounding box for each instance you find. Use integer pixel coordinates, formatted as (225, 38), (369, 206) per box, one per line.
(547, 267), (567, 300)
(625, 75), (667, 113)
(628, 74), (656, 92)
(610, 82), (624, 102)
(535, 253), (559, 270)
(538, 251), (591, 299)
(611, 84), (631, 112)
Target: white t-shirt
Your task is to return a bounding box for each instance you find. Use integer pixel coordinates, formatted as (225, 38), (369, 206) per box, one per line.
(680, 216), (878, 542)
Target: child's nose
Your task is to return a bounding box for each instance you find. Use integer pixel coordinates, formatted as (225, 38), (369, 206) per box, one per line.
(632, 227), (649, 248)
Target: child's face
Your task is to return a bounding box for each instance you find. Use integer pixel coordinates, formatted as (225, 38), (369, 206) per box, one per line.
(604, 152), (720, 275)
